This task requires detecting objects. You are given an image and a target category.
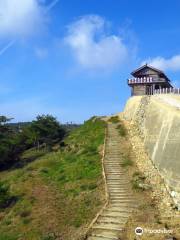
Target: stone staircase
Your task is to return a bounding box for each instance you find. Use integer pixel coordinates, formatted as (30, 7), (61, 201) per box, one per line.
(86, 123), (137, 240)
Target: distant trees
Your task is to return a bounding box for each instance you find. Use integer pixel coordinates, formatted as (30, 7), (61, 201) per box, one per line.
(22, 114), (66, 149)
(0, 114), (66, 170)
(0, 116), (17, 168)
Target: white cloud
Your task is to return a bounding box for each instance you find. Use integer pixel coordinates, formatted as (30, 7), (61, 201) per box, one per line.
(64, 15), (128, 70)
(142, 55), (180, 71)
(0, 0), (44, 39)
(35, 47), (48, 59)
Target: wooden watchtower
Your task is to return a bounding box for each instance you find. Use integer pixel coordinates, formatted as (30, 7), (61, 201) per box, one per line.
(128, 64), (173, 96)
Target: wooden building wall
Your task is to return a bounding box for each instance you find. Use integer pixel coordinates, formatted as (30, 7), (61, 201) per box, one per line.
(133, 85), (146, 96)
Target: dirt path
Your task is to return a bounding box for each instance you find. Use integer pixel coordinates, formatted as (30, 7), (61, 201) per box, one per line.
(86, 123), (137, 240)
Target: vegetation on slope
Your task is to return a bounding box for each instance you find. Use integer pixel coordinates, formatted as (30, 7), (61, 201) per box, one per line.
(0, 117), (106, 240)
(0, 115), (66, 170)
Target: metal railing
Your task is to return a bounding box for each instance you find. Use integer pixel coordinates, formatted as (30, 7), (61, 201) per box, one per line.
(154, 88), (180, 95)
(128, 77), (166, 84)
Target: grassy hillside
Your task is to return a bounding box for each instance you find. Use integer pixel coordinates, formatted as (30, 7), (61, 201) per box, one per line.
(0, 118), (106, 240)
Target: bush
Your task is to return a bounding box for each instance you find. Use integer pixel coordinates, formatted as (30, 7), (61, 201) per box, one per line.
(0, 234), (18, 240)
(131, 171), (151, 191)
(19, 209), (31, 218)
(0, 181), (11, 208)
(108, 116), (120, 123)
(121, 157), (133, 167)
(42, 234), (57, 240)
(116, 123), (127, 137)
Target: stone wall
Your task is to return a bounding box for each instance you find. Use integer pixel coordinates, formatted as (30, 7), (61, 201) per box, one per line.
(122, 94), (180, 208)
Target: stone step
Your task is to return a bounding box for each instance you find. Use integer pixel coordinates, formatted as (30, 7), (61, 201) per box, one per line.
(106, 175), (127, 178)
(106, 207), (134, 213)
(90, 229), (120, 239)
(92, 223), (124, 232)
(108, 191), (131, 195)
(109, 194), (133, 197)
(108, 184), (129, 186)
(107, 182), (129, 185)
(105, 171), (124, 173)
(106, 174), (127, 176)
(110, 200), (136, 204)
(106, 177), (127, 179)
(102, 210), (130, 218)
(105, 164), (122, 166)
(105, 167), (122, 168)
(108, 191), (130, 194)
(107, 185), (130, 189)
(108, 189), (130, 193)
(97, 216), (125, 224)
(88, 236), (118, 240)
(109, 198), (133, 202)
(108, 188), (130, 192)
(108, 188), (129, 193)
(108, 204), (137, 209)
(107, 182), (129, 184)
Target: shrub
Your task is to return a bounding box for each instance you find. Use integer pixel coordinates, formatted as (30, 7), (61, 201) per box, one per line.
(20, 209), (31, 218)
(22, 218), (31, 224)
(42, 233), (57, 240)
(108, 116), (120, 123)
(121, 157), (133, 167)
(116, 123), (127, 137)
(0, 181), (12, 208)
(131, 171), (151, 191)
(0, 234), (18, 240)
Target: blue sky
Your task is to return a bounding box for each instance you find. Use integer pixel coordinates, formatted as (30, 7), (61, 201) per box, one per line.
(1, 0), (180, 123)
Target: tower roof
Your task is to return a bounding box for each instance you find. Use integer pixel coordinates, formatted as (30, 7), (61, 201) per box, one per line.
(131, 64), (170, 81)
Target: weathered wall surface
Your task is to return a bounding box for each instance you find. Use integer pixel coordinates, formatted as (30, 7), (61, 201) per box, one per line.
(122, 94), (180, 206)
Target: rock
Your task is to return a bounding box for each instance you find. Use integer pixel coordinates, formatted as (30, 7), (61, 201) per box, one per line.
(170, 191), (176, 197)
(175, 202), (180, 211)
(138, 183), (152, 190)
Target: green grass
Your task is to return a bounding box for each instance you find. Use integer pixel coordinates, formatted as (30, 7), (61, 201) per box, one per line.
(0, 181), (13, 209)
(38, 118), (106, 184)
(0, 234), (18, 240)
(0, 118), (106, 240)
